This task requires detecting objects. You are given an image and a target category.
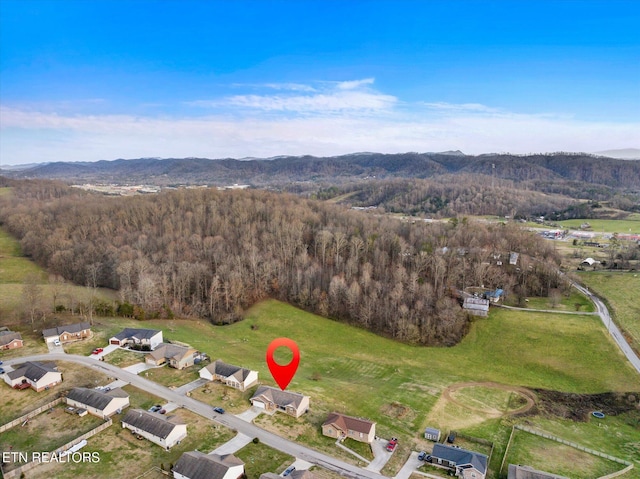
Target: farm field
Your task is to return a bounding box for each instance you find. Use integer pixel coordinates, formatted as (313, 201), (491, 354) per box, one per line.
(558, 217), (640, 234)
(578, 271), (640, 354)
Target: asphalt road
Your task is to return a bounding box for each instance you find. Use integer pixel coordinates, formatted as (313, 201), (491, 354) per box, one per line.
(572, 281), (640, 375)
(3, 353), (388, 479)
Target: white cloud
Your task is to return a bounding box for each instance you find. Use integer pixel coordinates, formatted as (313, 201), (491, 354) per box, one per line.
(422, 102), (503, 114)
(335, 78), (376, 90)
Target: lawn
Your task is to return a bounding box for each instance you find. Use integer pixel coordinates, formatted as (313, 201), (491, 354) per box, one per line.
(142, 363), (201, 388)
(558, 218), (640, 235)
(234, 441), (294, 479)
(102, 348), (146, 368)
(578, 271), (640, 354)
(504, 290), (595, 312)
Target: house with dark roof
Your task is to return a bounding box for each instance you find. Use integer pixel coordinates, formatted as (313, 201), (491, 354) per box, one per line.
(145, 343), (196, 369)
(109, 328), (163, 350)
(121, 409), (187, 449)
(42, 322), (91, 344)
(424, 427), (441, 442)
(66, 387), (130, 419)
(4, 361), (62, 392)
(199, 359), (259, 391)
(173, 451), (244, 479)
(0, 331), (23, 350)
(250, 385), (310, 418)
(260, 471), (317, 479)
(429, 443), (488, 479)
(463, 297), (490, 317)
(322, 412), (376, 443)
(508, 465), (569, 479)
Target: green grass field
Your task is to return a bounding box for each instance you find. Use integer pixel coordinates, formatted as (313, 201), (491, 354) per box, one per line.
(578, 272), (640, 354)
(558, 218), (640, 234)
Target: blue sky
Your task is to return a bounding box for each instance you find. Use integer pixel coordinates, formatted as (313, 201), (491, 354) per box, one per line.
(1, 0), (639, 165)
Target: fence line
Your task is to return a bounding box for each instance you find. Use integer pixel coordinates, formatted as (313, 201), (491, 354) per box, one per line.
(499, 426), (518, 476)
(0, 397), (64, 433)
(597, 464), (635, 479)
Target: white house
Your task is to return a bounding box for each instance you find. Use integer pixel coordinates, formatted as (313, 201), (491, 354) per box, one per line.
(199, 360), (259, 391)
(122, 409), (187, 449)
(66, 387), (130, 419)
(173, 451), (244, 479)
(4, 361), (62, 392)
(109, 328), (163, 350)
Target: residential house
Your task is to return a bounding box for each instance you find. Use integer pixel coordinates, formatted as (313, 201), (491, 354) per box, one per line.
(0, 331), (23, 350)
(463, 297), (489, 317)
(65, 387), (130, 419)
(424, 427), (441, 441)
(322, 412), (376, 443)
(173, 451), (244, 479)
(250, 385), (310, 418)
(4, 361), (62, 392)
(507, 465), (569, 479)
(146, 343), (197, 369)
(199, 360), (259, 391)
(260, 471), (318, 479)
(109, 328), (163, 350)
(42, 322), (91, 344)
(430, 443), (488, 479)
(121, 409), (187, 449)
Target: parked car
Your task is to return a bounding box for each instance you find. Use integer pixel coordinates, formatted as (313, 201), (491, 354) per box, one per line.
(424, 455), (432, 463)
(213, 407), (225, 414)
(447, 432), (456, 443)
(417, 451), (427, 461)
(53, 339), (61, 346)
(386, 437), (398, 452)
(0, 368), (5, 375)
(283, 466), (296, 477)
(148, 405), (162, 412)
(92, 348), (104, 355)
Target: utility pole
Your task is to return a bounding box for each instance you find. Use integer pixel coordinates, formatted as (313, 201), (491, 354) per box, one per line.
(492, 163), (495, 188)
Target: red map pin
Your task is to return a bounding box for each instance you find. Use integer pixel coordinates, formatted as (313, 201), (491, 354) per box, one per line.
(266, 337), (300, 390)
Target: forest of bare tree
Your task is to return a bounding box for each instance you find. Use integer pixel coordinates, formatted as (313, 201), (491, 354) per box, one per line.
(0, 179), (568, 345)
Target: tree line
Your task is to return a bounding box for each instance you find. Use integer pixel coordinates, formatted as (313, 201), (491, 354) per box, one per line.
(0, 179), (567, 345)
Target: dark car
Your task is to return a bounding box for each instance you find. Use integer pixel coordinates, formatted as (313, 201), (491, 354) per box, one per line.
(425, 455), (432, 463)
(447, 431), (456, 443)
(386, 437), (398, 452)
(148, 405), (162, 412)
(417, 451), (427, 461)
(0, 368), (5, 375)
(283, 466), (296, 477)
(213, 407), (225, 414)
(159, 409), (166, 414)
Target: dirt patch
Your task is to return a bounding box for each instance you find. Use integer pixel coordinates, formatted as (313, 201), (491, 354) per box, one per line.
(380, 402), (415, 420)
(442, 382), (536, 415)
(527, 390), (640, 421)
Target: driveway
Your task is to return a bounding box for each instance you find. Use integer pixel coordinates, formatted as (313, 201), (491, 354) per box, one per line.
(46, 341), (65, 354)
(88, 344), (119, 360)
(236, 406), (263, 423)
(210, 432), (253, 455)
(123, 362), (158, 374)
(365, 438), (394, 472)
(175, 378), (208, 395)
(393, 451), (422, 479)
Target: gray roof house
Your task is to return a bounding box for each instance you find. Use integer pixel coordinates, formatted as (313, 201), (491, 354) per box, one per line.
(463, 297), (490, 317)
(508, 465), (569, 479)
(66, 387), (130, 419)
(121, 408), (187, 449)
(173, 451), (244, 479)
(199, 359), (259, 391)
(250, 385), (310, 418)
(0, 331), (23, 349)
(430, 443), (488, 479)
(4, 361), (62, 392)
(109, 328), (163, 350)
(42, 322), (91, 343)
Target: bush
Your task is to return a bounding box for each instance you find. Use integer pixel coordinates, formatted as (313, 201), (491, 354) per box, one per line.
(252, 437), (260, 444)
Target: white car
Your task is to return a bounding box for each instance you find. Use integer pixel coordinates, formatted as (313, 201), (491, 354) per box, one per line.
(53, 339), (61, 346)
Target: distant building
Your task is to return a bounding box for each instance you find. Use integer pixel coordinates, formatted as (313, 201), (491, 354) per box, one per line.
(509, 252), (519, 265)
(4, 361), (62, 392)
(42, 322), (91, 344)
(463, 297), (490, 317)
(199, 360), (259, 391)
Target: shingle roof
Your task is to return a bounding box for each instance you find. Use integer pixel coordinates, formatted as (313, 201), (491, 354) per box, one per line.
(0, 331), (22, 346)
(122, 409), (184, 439)
(425, 427), (441, 435)
(432, 444), (488, 474)
(206, 360), (253, 381)
(323, 412), (375, 435)
(7, 361), (58, 381)
(42, 322), (90, 338)
(507, 465), (569, 479)
(251, 385), (308, 409)
(112, 328), (160, 341)
(173, 451), (243, 479)
(148, 343), (194, 362)
(66, 387), (128, 411)
(290, 470), (318, 479)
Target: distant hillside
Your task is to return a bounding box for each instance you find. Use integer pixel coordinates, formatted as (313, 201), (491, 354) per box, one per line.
(3, 152), (640, 189)
(595, 148), (640, 160)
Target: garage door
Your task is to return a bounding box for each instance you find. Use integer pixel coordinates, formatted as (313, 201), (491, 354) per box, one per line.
(110, 339), (120, 345)
(253, 400), (265, 409)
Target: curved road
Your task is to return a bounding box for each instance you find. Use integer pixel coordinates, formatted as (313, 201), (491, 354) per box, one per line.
(571, 281), (640, 375)
(3, 353), (387, 479)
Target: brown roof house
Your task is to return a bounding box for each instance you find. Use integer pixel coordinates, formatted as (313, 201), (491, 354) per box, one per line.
(173, 451), (244, 479)
(145, 343), (197, 369)
(250, 385), (310, 418)
(4, 361), (62, 392)
(322, 412), (376, 443)
(508, 465), (569, 479)
(66, 387), (130, 419)
(42, 322), (91, 344)
(122, 409), (187, 450)
(109, 328), (163, 350)
(199, 359), (259, 391)
(0, 331), (23, 350)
